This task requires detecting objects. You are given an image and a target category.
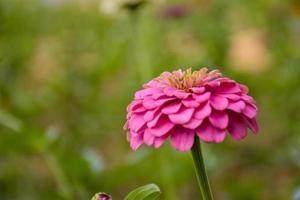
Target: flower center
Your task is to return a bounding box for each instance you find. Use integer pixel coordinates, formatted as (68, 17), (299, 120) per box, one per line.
(167, 68), (222, 91)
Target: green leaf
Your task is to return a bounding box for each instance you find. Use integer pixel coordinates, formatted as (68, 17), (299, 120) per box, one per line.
(124, 184), (161, 200)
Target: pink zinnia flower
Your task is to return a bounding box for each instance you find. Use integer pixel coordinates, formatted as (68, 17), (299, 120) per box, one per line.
(124, 68), (259, 151)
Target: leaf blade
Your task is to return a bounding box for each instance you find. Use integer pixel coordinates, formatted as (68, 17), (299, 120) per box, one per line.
(124, 183), (161, 200)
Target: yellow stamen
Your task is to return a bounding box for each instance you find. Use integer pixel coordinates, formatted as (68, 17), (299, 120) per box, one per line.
(167, 68), (222, 91)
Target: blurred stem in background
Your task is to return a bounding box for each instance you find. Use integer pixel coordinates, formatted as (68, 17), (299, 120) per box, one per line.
(127, 0), (153, 82)
(43, 152), (73, 200)
(126, 2), (178, 199)
(154, 150), (179, 200)
(0, 109), (23, 132)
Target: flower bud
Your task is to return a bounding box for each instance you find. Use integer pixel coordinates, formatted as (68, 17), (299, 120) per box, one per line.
(92, 192), (112, 200)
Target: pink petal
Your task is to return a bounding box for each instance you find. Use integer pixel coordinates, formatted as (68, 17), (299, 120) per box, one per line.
(205, 80), (220, 88)
(142, 96), (157, 110)
(153, 134), (169, 148)
(155, 97), (175, 106)
(241, 94), (254, 102)
(168, 107), (194, 124)
(131, 105), (146, 113)
(129, 113), (146, 132)
(143, 129), (155, 146)
(196, 126), (214, 143)
(244, 117), (259, 134)
(163, 87), (176, 96)
(218, 94), (241, 101)
(227, 100), (246, 113)
(182, 97), (200, 108)
(194, 101), (212, 120)
(144, 108), (160, 122)
(242, 103), (257, 118)
(183, 118), (203, 129)
(239, 84), (249, 93)
(227, 112), (247, 141)
(147, 113), (162, 128)
(192, 92), (211, 103)
(190, 87), (205, 93)
(196, 120), (225, 143)
(128, 100), (142, 111)
(135, 88), (162, 99)
(130, 132), (143, 150)
(214, 130), (226, 143)
(209, 110), (229, 129)
(152, 92), (166, 100)
(210, 95), (228, 110)
(149, 115), (175, 137)
(213, 81), (241, 94)
(161, 101), (181, 114)
(128, 100), (146, 113)
(174, 90), (190, 99)
(144, 80), (160, 88)
(170, 127), (195, 151)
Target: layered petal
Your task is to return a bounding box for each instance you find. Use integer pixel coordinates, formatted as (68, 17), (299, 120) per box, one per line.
(170, 127), (195, 151)
(142, 96), (157, 110)
(193, 92), (211, 103)
(183, 118), (203, 129)
(161, 101), (181, 114)
(196, 120), (226, 143)
(168, 107), (194, 124)
(130, 132), (143, 150)
(153, 134), (169, 148)
(210, 95), (228, 110)
(182, 97), (200, 108)
(149, 115), (175, 137)
(244, 117), (259, 134)
(129, 113), (146, 132)
(143, 129), (155, 146)
(227, 100), (246, 113)
(209, 110), (228, 129)
(194, 101), (212, 119)
(242, 103), (257, 118)
(144, 108), (160, 122)
(211, 81), (241, 94)
(227, 112), (247, 141)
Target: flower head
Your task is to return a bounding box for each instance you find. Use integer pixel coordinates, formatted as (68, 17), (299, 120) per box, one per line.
(124, 68), (259, 151)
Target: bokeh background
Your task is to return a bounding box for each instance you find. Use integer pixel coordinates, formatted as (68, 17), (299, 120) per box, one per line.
(1, 0), (300, 199)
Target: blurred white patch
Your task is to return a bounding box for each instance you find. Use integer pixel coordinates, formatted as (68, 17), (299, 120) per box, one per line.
(127, 148), (150, 164)
(294, 187), (300, 200)
(81, 148), (104, 173)
(46, 126), (60, 143)
(289, 148), (300, 167)
(99, 0), (121, 15)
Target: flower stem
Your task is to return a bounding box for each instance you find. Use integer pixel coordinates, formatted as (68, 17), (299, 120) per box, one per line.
(191, 136), (214, 200)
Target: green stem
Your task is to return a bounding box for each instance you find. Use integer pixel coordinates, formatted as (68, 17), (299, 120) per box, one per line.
(191, 137), (214, 200)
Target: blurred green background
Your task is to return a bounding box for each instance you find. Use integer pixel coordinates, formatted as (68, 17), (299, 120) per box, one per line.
(0, 0), (300, 199)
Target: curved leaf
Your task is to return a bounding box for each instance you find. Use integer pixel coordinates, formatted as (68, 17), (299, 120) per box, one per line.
(124, 183), (161, 200)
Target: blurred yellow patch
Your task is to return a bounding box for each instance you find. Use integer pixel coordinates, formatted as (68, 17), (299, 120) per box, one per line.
(30, 36), (65, 83)
(228, 30), (271, 74)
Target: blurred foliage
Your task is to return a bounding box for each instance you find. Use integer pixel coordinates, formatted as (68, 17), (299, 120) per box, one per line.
(0, 0), (300, 199)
